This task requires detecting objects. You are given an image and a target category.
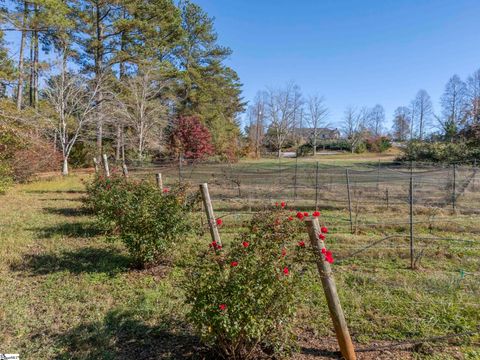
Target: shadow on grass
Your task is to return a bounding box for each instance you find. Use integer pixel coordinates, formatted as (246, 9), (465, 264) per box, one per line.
(34, 221), (102, 239)
(299, 347), (342, 359)
(43, 207), (92, 217)
(11, 247), (130, 276)
(26, 190), (86, 194)
(54, 310), (201, 360)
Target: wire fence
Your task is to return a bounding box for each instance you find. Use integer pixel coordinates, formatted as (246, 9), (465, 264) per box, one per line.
(121, 158), (480, 350)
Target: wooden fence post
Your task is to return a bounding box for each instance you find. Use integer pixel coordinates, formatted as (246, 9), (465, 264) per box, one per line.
(345, 169), (353, 234)
(199, 183), (222, 246)
(122, 163), (128, 178)
(156, 173), (163, 191)
(409, 173), (415, 270)
(305, 217), (357, 360)
(102, 154), (110, 177)
(315, 161), (319, 210)
(93, 157), (99, 173)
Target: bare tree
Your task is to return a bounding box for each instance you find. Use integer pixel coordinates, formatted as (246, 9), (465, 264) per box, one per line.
(114, 67), (168, 161)
(439, 74), (467, 140)
(367, 104), (385, 137)
(44, 50), (101, 175)
(342, 106), (367, 153)
(306, 95), (328, 156)
(265, 82), (303, 157)
(392, 106), (411, 141)
(466, 69), (480, 125)
(247, 91), (266, 158)
(411, 90), (433, 140)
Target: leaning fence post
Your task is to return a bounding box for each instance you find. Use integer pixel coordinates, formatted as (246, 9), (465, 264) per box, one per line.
(305, 217), (357, 360)
(102, 154), (110, 177)
(345, 168), (353, 234)
(156, 173), (163, 191)
(409, 172), (415, 270)
(199, 183), (222, 246)
(315, 161), (320, 210)
(473, 159), (477, 192)
(93, 157), (99, 173)
(122, 163), (128, 178)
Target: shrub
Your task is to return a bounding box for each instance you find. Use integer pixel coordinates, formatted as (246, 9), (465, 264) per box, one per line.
(84, 174), (193, 267)
(366, 136), (392, 153)
(184, 206), (318, 359)
(399, 140), (480, 164)
(0, 161), (12, 194)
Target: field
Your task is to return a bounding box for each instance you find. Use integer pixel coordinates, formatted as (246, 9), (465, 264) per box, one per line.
(1, 153), (479, 359)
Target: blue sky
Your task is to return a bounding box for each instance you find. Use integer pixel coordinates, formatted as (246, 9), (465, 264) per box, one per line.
(194, 0), (480, 129)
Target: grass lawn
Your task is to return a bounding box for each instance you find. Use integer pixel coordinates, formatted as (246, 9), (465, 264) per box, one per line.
(0, 169), (479, 359)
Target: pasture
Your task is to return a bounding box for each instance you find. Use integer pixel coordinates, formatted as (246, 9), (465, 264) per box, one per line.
(1, 154), (479, 359)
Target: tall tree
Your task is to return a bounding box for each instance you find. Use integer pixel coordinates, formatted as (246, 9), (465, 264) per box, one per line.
(392, 106), (411, 141)
(246, 91), (266, 158)
(176, 0), (244, 156)
(411, 89), (433, 140)
(342, 106), (367, 153)
(265, 82), (302, 157)
(466, 69), (480, 125)
(439, 74), (467, 141)
(306, 95), (328, 156)
(367, 104), (385, 137)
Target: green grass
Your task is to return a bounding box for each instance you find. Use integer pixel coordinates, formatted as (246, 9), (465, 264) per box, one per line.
(0, 169), (479, 359)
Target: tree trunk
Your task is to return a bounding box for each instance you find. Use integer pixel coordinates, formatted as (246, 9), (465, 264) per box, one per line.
(16, 1), (28, 110)
(115, 124), (121, 161)
(62, 157), (69, 176)
(277, 148), (281, 158)
(33, 5), (39, 109)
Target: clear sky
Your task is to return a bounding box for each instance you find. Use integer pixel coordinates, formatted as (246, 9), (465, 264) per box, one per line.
(194, 0), (480, 130)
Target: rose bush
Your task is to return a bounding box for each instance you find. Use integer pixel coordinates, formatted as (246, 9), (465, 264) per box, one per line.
(184, 205), (316, 359)
(84, 174), (194, 268)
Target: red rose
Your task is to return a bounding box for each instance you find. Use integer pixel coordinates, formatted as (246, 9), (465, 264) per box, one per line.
(318, 233), (326, 241)
(296, 212), (304, 220)
(321, 248), (327, 254)
(321, 226), (328, 234)
(216, 218), (223, 226)
(288, 216), (294, 221)
(242, 241), (249, 248)
(312, 211), (320, 217)
(281, 201), (286, 208)
(283, 267), (289, 276)
(219, 304), (227, 311)
(297, 241), (305, 247)
(303, 212), (309, 217)
(275, 202), (279, 207)
(325, 250), (334, 264)
(162, 188), (169, 193)
(231, 261), (238, 267)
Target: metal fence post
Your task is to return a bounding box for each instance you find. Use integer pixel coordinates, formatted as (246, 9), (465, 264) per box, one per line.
(452, 163), (456, 211)
(409, 172), (415, 270)
(346, 168), (353, 234)
(294, 155), (298, 201)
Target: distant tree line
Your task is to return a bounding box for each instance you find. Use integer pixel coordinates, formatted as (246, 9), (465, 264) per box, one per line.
(0, 0), (244, 176)
(247, 67), (480, 157)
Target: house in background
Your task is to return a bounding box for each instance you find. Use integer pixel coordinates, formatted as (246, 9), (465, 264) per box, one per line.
(295, 127), (341, 144)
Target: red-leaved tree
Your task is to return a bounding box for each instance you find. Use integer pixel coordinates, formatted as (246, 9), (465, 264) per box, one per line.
(168, 116), (215, 160)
